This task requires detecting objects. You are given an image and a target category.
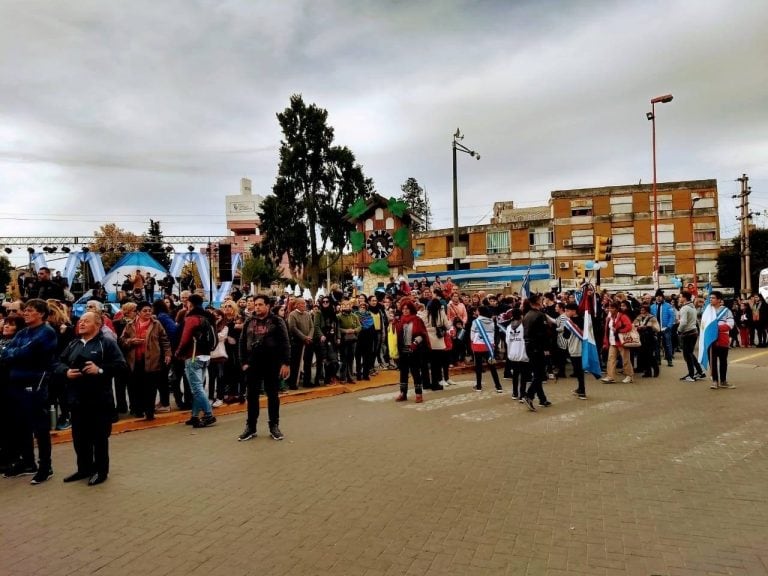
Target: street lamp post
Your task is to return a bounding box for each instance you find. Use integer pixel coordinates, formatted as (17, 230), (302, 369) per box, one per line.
(647, 94), (673, 289)
(452, 128), (480, 271)
(689, 196), (700, 292)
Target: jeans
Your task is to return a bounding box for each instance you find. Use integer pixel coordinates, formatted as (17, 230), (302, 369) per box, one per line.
(185, 358), (212, 417)
(710, 346), (729, 383)
(657, 329), (673, 363)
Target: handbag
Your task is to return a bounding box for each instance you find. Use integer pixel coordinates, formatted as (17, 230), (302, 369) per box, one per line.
(210, 339), (228, 360)
(619, 327), (642, 348)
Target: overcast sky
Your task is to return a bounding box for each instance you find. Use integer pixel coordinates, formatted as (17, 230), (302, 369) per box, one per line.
(1, 0), (767, 267)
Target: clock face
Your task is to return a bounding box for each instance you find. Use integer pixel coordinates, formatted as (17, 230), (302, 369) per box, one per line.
(366, 230), (395, 259)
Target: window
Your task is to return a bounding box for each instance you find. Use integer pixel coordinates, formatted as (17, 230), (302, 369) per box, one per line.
(528, 226), (553, 248)
(611, 228), (635, 247)
(487, 231), (510, 254)
(655, 194), (672, 213)
(385, 217), (394, 229)
(693, 194), (715, 209)
(610, 196), (633, 214)
(658, 257), (675, 275)
(365, 219), (374, 231)
(571, 229), (594, 247)
(414, 243), (426, 258)
(613, 262), (636, 276)
(570, 199), (593, 217)
(374, 208), (384, 220)
(651, 223), (674, 244)
(693, 223), (717, 242)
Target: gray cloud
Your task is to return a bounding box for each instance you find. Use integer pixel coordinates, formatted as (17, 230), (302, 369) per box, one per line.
(0, 0), (766, 263)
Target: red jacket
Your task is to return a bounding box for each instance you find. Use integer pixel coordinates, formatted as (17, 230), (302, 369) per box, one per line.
(603, 312), (632, 349)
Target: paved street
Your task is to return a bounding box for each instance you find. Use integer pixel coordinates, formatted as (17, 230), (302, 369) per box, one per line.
(2, 348), (768, 576)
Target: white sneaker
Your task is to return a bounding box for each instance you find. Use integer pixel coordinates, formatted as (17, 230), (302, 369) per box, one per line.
(212, 399), (224, 408)
(446, 379), (457, 386)
(439, 380), (448, 388)
(622, 376), (633, 384)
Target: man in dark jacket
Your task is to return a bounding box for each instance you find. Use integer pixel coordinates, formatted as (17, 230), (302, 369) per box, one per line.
(56, 311), (127, 486)
(1, 299), (58, 484)
(522, 293), (552, 411)
(238, 294), (290, 441)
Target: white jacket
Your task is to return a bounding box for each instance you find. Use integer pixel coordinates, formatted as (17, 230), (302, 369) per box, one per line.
(505, 321), (528, 362)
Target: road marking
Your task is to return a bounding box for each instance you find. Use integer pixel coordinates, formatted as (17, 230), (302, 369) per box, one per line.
(730, 350), (768, 363)
(358, 381), (475, 402)
(447, 399), (634, 425)
(403, 389), (499, 411)
(671, 419), (768, 471)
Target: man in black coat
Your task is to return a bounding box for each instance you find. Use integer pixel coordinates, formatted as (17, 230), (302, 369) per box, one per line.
(55, 311), (127, 486)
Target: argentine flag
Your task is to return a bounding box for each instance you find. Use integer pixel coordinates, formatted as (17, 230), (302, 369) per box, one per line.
(520, 268), (531, 300)
(581, 313), (602, 379)
(697, 305), (726, 370)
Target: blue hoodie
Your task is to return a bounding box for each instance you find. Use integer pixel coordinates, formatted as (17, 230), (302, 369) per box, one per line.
(1, 323), (58, 386)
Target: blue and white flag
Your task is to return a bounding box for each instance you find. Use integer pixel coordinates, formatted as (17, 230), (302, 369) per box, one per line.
(520, 268), (531, 300)
(474, 319), (495, 362)
(582, 313), (602, 379)
(702, 280), (713, 309)
(697, 305), (726, 370)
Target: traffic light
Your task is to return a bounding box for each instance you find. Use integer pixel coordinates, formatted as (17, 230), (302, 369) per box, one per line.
(574, 263), (584, 279)
(594, 235), (613, 261)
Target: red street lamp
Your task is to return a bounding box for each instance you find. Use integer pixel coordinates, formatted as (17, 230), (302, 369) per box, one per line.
(647, 94), (673, 289)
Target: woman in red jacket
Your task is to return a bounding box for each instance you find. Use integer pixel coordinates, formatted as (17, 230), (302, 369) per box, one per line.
(394, 299), (430, 403)
(601, 300), (634, 383)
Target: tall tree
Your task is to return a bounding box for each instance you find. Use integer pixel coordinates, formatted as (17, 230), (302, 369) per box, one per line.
(399, 177), (431, 231)
(241, 252), (281, 289)
(716, 228), (768, 294)
(258, 94), (375, 287)
(140, 219), (171, 269)
(90, 224), (141, 271)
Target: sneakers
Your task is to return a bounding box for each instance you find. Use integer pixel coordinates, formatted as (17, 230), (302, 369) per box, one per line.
(680, 375), (696, 382)
(438, 380), (448, 388)
(155, 405), (171, 413)
(30, 469), (53, 485)
(3, 462), (37, 478)
(577, 394), (587, 400)
(601, 377), (615, 383)
(523, 397), (536, 412)
(446, 379), (457, 386)
(185, 417), (199, 426)
(192, 415), (216, 428)
(694, 372), (707, 380)
(511, 394), (519, 400)
(621, 376), (633, 384)
(55, 419), (71, 430)
(719, 381), (735, 389)
(211, 399), (224, 408)
(710, 381), (719, 389)
(539, 400), (553, 407)
(474, 386), (482, 392)
(237, 427), (256, 442)
(269, 424), (285, 441)
(430, 382), (444, 391)
(495, 388), (503, 394)
(414, 394), (424, 404)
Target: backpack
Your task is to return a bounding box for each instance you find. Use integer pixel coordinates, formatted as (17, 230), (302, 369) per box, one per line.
(194, 315), (217, 356)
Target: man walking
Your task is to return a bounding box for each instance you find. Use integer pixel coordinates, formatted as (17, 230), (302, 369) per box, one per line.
(238, 295), (290, 441)
(56, 312), (127, 486)
(521, 294), (552, 411)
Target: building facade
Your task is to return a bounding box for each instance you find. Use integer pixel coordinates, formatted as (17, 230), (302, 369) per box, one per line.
(412, 179), (720, 289)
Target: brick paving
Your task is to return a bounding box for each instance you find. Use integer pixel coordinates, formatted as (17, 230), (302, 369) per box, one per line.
(2, 349), (768, 575)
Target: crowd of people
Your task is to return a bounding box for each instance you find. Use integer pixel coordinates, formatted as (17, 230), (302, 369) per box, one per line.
(0, 266), (745, 487)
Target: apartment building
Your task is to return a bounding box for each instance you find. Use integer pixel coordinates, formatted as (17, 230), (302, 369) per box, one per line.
(412, 179), (720, 288)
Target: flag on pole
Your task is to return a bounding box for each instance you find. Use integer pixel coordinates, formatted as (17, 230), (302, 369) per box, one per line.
(702, 280), (713, 309)
(520, 268), (531, 300)
(696, 305), (727, 370)
(577, 282), (595, 316)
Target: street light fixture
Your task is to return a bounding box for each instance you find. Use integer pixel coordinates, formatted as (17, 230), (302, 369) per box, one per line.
(452, 128), (480, 271)
(647, 93), (673, 289)
(690, 196), (700, 292)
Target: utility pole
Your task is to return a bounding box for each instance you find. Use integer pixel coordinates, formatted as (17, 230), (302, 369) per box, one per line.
(735, 174), (753, 297)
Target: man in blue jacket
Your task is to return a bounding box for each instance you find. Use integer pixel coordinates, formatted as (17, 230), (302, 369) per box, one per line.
(1, 299), (58, 484)
(650, 290), (676, 367)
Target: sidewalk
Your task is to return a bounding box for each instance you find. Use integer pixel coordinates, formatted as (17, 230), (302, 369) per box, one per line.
(50, 364), (475, 445)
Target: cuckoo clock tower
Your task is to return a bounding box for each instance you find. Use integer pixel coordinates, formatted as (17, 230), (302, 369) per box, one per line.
(346, 195), (417, 295)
